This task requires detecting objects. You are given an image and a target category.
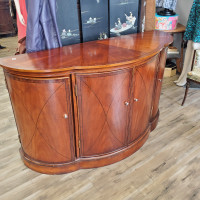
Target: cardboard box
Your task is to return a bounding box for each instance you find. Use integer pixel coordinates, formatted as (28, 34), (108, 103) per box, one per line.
(164, 61), (177, 77)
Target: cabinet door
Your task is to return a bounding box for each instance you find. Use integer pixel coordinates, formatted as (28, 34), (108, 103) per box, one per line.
(6, 75), (75, 163)
(128, 56), (158, 144)
(76, 69), (133, 157)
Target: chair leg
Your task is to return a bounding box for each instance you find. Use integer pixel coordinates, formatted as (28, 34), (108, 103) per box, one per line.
(181, 80), (190, 106)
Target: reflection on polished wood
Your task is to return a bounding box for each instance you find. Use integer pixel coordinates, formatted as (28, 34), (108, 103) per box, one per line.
(0, 31), (171, 74)
(0, 31), (172, 174)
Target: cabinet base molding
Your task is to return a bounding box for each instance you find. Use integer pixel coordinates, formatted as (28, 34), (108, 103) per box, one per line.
(20, 113), (159, 174)
(150, 110), (160, 131)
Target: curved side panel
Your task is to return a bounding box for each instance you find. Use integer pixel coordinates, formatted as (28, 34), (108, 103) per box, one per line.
(151, 48), (167, 122)
(128, 56), (158, 144)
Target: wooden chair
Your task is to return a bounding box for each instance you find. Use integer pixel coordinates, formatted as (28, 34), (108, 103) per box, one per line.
(182, 50), (200, 105)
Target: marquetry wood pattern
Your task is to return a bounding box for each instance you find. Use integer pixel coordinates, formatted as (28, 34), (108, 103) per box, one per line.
(128, 56), (157, 143)
(76, 69), (133, 157)
(1, 66), (200, 199)
(5, 75), (75, 163)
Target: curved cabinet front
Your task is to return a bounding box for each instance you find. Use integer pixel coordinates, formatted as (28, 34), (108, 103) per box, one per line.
(0, 31), (172, 174)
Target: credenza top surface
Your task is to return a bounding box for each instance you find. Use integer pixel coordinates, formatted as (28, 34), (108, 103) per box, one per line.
(0, 31), (172, 73)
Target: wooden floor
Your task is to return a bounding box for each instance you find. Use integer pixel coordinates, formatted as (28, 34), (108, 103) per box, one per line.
(0, 37), (200, 200)
(0, 36), (18, 57)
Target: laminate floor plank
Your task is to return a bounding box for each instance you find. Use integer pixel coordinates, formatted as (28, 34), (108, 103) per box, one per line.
(0, 37), (200, 200)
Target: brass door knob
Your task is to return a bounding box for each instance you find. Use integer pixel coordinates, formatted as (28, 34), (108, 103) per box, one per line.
(124, 101), (129, 106)
(63, 114), (68, 119)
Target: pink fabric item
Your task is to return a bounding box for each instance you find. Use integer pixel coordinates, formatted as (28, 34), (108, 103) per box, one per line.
(17, 0), (27, 40)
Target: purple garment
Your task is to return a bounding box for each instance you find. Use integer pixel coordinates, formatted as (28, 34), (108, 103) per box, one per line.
(26, 0), (62, 53)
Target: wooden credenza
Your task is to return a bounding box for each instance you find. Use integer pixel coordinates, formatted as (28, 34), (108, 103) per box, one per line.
(0, 31), (172, 174)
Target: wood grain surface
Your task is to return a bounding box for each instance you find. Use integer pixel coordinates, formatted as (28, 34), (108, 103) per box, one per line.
(5, 75), (75, 163)
(76, 69), (133, 157)
(0, 31), (172, 74)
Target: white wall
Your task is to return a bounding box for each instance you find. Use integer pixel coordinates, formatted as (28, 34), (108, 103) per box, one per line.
(173, 1), (193, 66)
(174, 0), (193, 47)
(176, 0), (193, 26)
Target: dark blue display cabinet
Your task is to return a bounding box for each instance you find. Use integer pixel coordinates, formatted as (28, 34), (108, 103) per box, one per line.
(56, 0), (80, 46)
(56, 0), (145, 45)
